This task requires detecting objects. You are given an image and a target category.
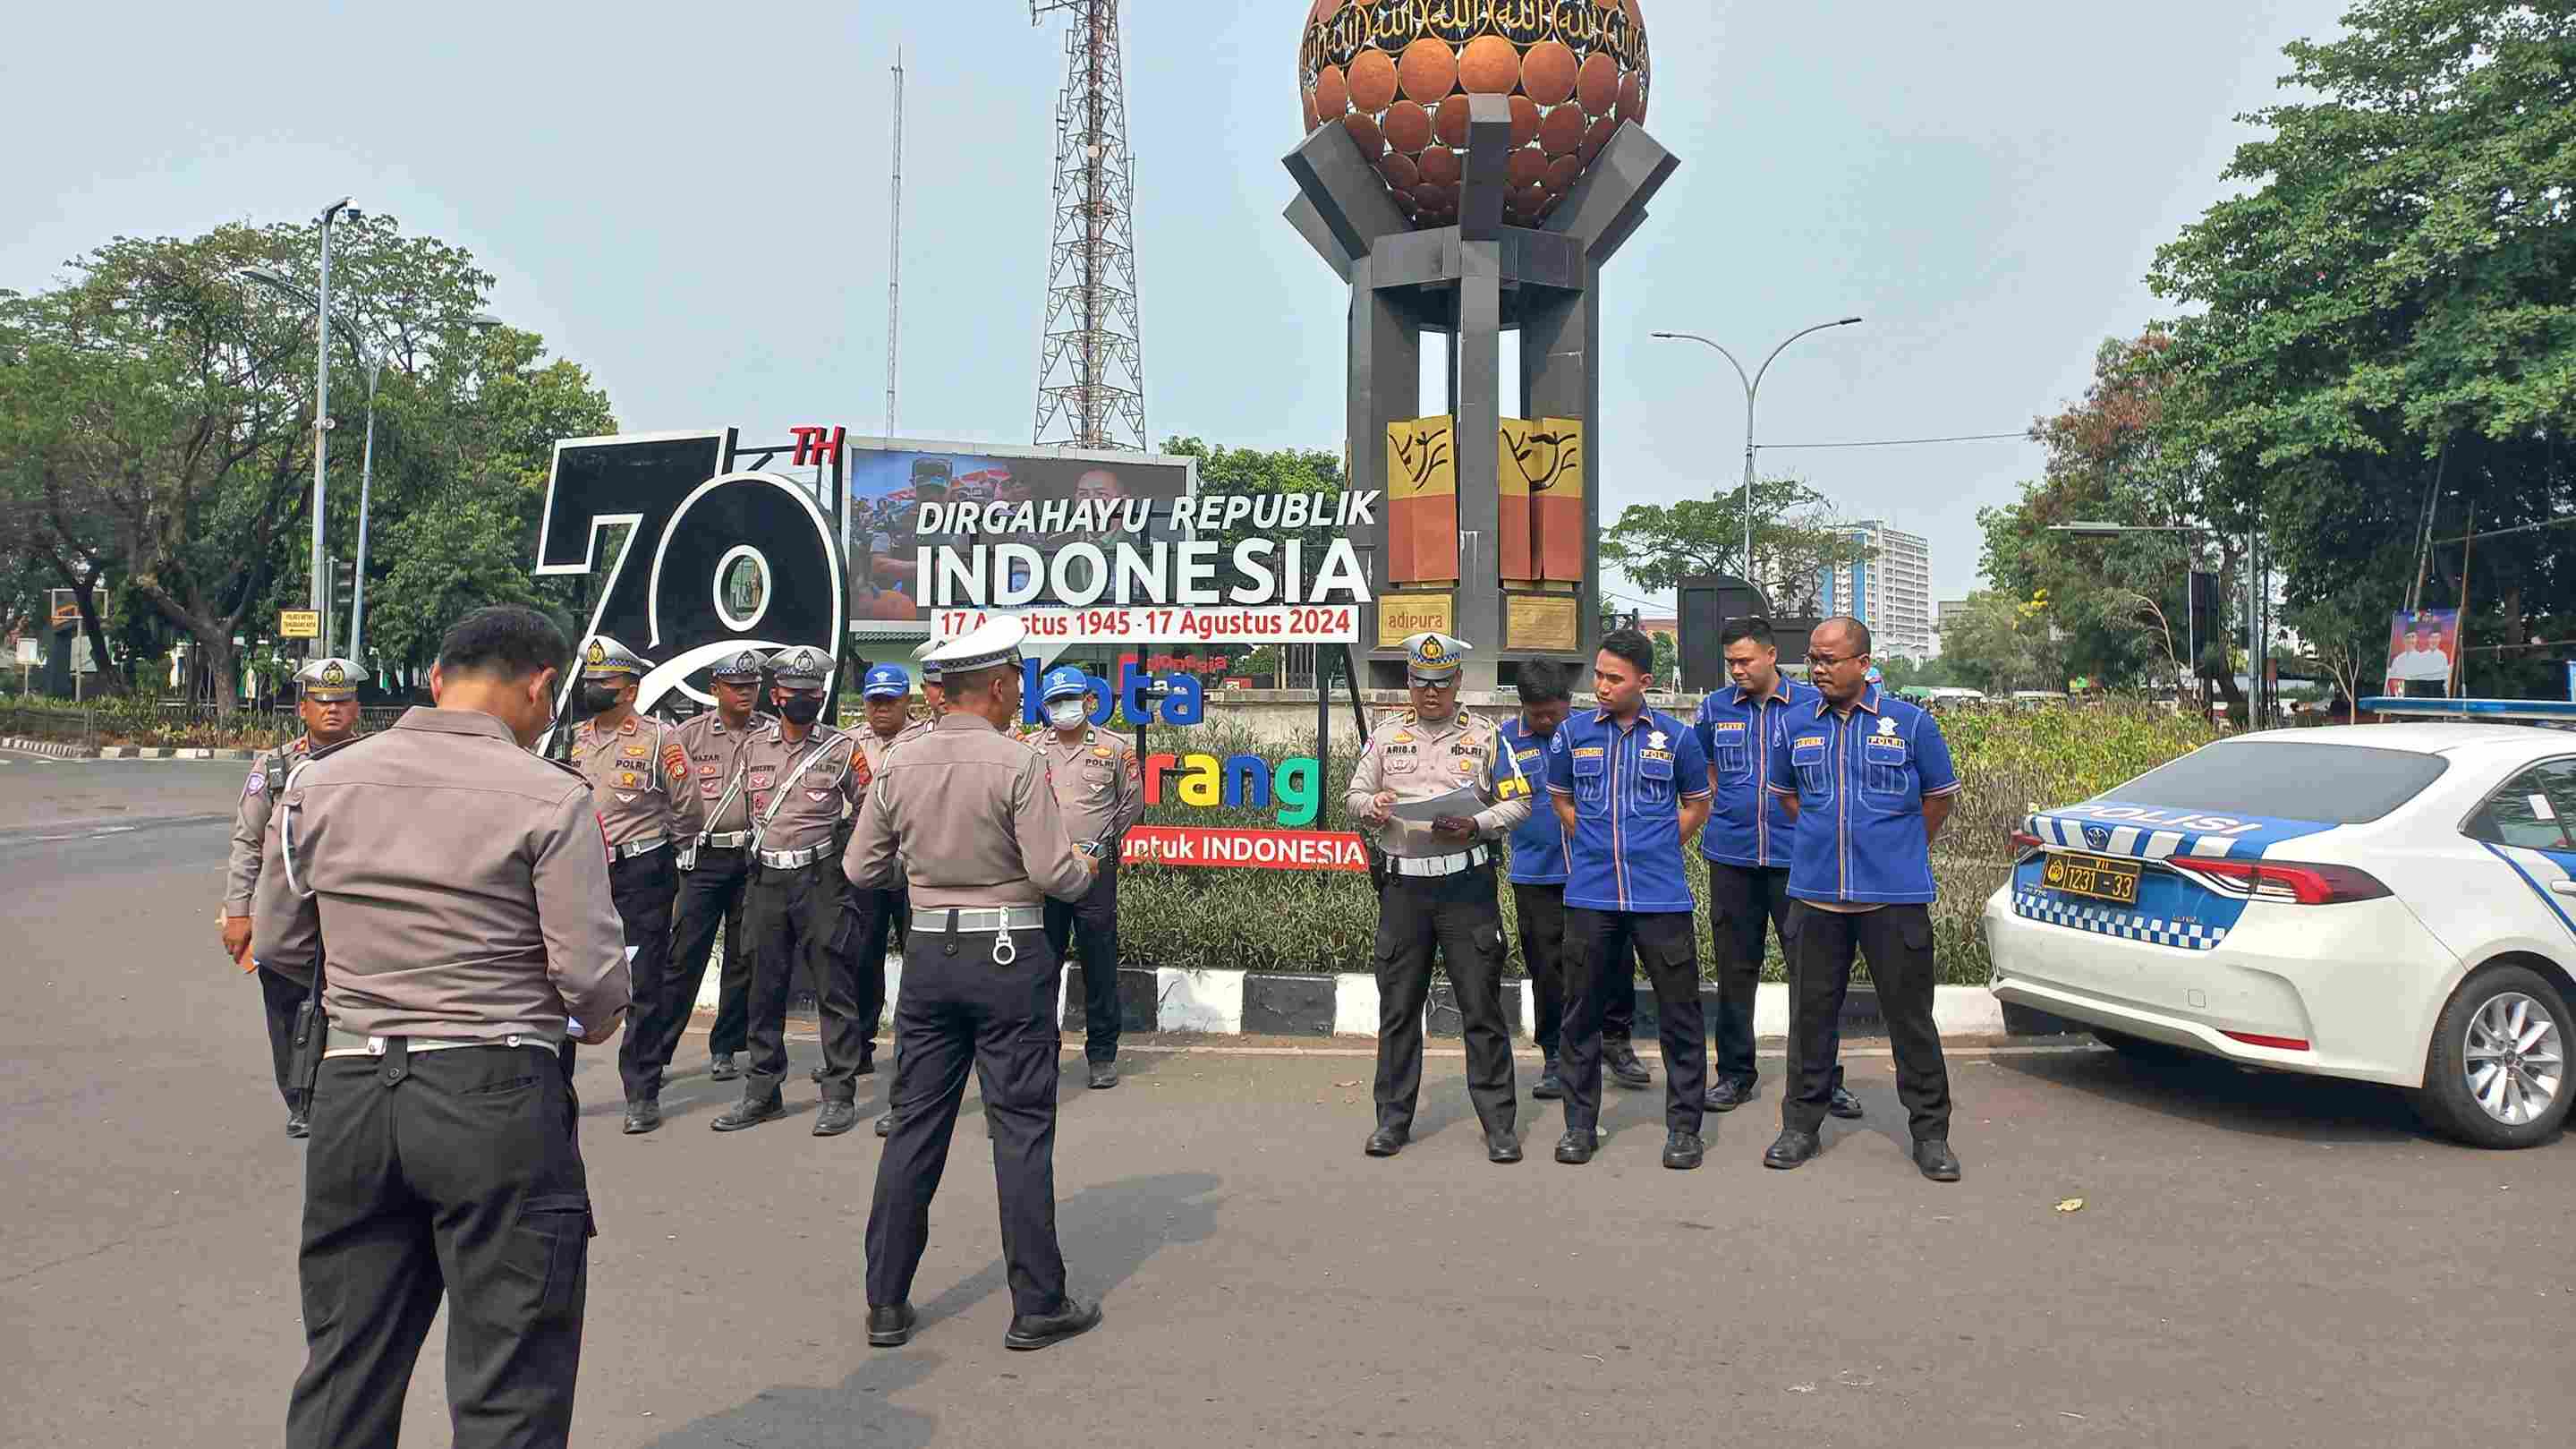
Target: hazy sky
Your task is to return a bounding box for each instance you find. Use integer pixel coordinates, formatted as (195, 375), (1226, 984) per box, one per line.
(4, 1), (2355, 609)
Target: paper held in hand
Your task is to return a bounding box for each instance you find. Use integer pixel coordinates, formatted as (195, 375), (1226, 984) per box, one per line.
(1388, 785), (1485, 823)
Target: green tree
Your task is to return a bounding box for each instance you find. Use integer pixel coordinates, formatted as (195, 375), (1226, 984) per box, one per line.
(1937, 590), (2066, 695)
(1160, 437), (1345, 599)
(1651, 629), (1678, 681)
(2148, 0), (2576, 687)
(0, 217), (609, 705)
(1599, 473), (1868, 611)
(1977, 332), (2249, 705)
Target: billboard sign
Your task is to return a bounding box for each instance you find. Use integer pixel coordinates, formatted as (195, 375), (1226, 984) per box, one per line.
(856, 438), (1373, 646)
(2385, 608), (2460, 692)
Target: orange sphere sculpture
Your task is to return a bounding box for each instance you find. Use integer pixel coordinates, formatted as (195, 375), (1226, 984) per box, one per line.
(1299, 0), (1651, 228)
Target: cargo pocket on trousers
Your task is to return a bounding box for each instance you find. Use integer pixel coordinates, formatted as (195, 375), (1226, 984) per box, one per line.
(516, 1191), (595, 1325)
(1899, 910), (1934, 958)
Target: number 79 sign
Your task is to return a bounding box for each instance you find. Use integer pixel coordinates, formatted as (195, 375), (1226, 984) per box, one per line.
(534, 428), (846, 717)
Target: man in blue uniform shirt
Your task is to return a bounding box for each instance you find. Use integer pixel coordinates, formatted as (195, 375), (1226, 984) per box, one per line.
(1543, 628), (1713, 1170)
(1691, 618), (1859, 1118)
(1762, 617), (1964, 1181)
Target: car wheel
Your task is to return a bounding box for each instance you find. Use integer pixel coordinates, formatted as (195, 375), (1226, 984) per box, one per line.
(2410, 964), (2572, 1149)
(2093, 1029), (2194, 1065)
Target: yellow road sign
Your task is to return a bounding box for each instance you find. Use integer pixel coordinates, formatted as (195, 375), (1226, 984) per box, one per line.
(278, 609), (320, 640)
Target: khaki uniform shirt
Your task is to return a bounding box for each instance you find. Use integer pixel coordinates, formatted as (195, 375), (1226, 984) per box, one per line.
(855, 719), (932, 778)
(1342, 707), (1534, 859)
(744, 721), (871, 856)
(842, 712), (1092, 909)
(221, 735), (311, 916)
(569, 713), (687, 848)
(250, 708), (631, 1040)
(671, 709), (777, 840)
(1024, 725), (1145, 853)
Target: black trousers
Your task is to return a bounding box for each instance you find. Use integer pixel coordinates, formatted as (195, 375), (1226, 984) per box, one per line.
(257, 964), (309, 1112)
(665, 845), (756, 1057)
(866, 923), (1067, 1318)
(1560, 908), (1706, 1134)
(1373, 864), (1515, 1137)
(745, 858), (873, 1099)
(1511, 882), (1635, 1054)
(1704, 861), (1841, 1092)
(1043, 857), (1121, 1063)
(1783, 902), (1951, 1140)
(287, 1041), (591, 1449)
(607, 849), (679, 1102)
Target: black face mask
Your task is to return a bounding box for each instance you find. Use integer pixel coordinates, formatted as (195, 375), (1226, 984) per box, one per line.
(778, 694), (825, 726)
(574, 682), (623, 717)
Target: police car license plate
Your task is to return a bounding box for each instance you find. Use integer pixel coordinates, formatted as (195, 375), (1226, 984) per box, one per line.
(2041, 850), (2139, 907)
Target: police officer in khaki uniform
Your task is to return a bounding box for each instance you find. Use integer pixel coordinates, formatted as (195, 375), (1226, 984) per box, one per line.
(663, 648), (771, 1084)
(252, 604), (628, 1449)
(1027, 664), (1146, 1087)
(842, 616), (1104, 1352)
(912, 635), (946, 718)
(565, 637), (690, 1135)
(712, 645), (875, 1137)
(1345, 631), (1535, 1163)
(217, 655), (362, 1138)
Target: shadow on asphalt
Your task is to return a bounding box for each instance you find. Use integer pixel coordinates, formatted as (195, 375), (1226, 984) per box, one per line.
(636, 1347), (944, 1449)
(1986, 1044), (2461, 1147)
(916, 1170), (1223, 1326)
(633, 1172), (1221, 1449)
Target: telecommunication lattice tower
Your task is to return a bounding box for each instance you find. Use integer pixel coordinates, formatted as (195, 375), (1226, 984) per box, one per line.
(1030, 0), (1147, 452)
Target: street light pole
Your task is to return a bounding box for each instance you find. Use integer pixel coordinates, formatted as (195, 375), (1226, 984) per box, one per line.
(1653, 319), (1862, 601)
(310, 197), (353, 656)
(349, 349), (382, 663)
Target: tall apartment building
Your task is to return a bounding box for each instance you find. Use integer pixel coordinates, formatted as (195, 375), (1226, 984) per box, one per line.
(1814, 522), (1935, 660)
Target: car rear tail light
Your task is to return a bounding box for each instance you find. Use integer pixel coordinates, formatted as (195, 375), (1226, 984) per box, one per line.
(2010, 831), (2044, 856)
(2165, 857), (2391, 905)
(2221, 1029), (2312, 1052)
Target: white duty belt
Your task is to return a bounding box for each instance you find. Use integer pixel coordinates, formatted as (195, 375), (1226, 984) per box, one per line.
(910, 905), (1046, 966)
(1386, 844), (1492, 878)
(757, 843), (833, 870)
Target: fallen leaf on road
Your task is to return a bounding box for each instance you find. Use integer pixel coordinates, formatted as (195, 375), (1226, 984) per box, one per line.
(2054, 1198), (2086, 1214)
(1335, 1080), (1358, 1087)
(1787, 1383), (1816, 1394)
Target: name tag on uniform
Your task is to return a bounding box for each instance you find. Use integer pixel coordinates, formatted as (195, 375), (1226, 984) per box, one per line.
(1865, 737), (1909, 767)
(1711, 720), (1746, 736)
(1790, 735), (1826, 765)
(1572, 746), (1604, 759)
(1641, 748), (1674, 763)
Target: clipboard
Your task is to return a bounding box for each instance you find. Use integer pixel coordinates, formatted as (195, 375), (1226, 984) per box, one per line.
(1387, 785), (1485, 823)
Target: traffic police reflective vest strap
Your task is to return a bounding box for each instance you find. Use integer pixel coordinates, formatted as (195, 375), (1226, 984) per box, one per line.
(1693, 675), (1812, 869)
(1765, 684), (1961, 905)
(1543, 704), (1713, 914)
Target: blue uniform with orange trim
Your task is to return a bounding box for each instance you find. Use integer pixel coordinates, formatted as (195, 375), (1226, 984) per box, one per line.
(1765, 684), (1960, 905)
(1544, 705), (1712, 912)
(1764, 683), (1963, 1149)
(1543, 703), (1713, 1139)
(1497, 717), (1569, 885)
(1693, 676), (1811, 868)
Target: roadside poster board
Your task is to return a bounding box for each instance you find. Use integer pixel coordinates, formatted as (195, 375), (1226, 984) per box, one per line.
(278, 609), (320, 640)
(2385, 609), (2458, 691)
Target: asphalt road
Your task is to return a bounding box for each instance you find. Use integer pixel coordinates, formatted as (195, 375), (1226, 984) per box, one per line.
(3, 761), (2571, 1448)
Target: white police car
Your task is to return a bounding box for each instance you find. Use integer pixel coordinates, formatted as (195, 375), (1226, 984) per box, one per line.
(1984, 698), (2574, 1147)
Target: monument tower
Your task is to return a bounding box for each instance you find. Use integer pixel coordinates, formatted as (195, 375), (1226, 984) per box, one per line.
(1284, 0), (1674, 690)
